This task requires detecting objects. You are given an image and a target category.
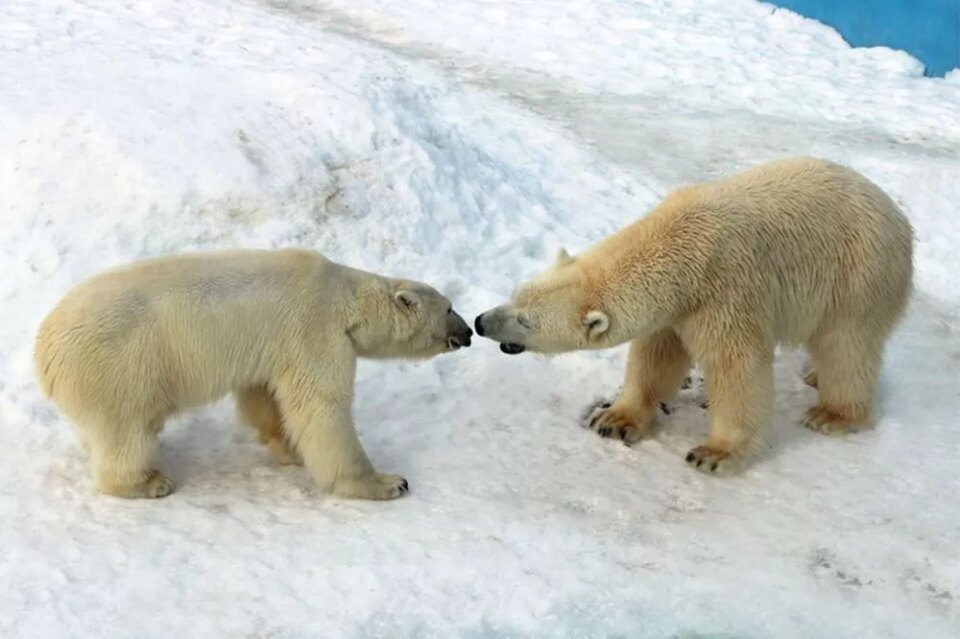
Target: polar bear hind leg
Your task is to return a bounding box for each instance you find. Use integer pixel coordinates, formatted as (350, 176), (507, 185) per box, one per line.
(86, 416), (174, 498)
(236, 385), (302, 465)
(803, 321), (884, 434)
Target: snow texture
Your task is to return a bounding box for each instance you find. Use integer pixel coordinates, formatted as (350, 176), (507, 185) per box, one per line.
(1, 0), (958, 637)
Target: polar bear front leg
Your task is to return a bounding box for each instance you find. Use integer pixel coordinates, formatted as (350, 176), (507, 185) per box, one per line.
(273, 358), (409, 501)
(686, 341), (774, 475)
(281, 392), (409, 500)
(587, 329), (689, 444)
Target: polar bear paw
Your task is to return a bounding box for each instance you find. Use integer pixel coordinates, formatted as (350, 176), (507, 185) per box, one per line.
(333, 473), (410, 501)
(584, 400), (649, 445)
(685, 445), (740, 475)
(98, 468), (175, 499)
(802, 405), (870, 435)
(144, 470), (176, 498)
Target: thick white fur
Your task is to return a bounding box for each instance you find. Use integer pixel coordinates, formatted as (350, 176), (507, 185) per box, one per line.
(36, 248), (466, 499)
(477, 157), (914, 473)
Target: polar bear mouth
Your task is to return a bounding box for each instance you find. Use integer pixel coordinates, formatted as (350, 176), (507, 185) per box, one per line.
(500, 342), (526, 355)
(447, 337), (464, 350)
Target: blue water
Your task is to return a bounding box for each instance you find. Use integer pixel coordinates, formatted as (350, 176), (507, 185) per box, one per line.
(767, 0), (959, 76)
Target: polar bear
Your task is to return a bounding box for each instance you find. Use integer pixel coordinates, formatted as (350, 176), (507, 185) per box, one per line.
(475, 157), (913, 473)
(35, 248), (473, 499)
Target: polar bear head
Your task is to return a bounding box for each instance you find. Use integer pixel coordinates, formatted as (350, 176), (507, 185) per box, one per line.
(474, 248), (621, 355)
(349, 278), (473, 359)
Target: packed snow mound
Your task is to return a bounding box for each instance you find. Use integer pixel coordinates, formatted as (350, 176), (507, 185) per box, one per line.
(1, 1), (958, 638)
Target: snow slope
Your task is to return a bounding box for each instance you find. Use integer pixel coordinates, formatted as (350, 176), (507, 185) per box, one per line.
(1, 0), (958, 637)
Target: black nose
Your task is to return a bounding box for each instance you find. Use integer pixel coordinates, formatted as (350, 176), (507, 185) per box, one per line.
(474, 314), (486, 337)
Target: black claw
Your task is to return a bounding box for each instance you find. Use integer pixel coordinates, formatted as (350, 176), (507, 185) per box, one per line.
(699, 400), (710, 409)
(685, 452), (696, 463)
(658, 402), (672, 415)
(598, 427), (611, 437)
(582, 398), (611, 426)
(711, 462), (718, 472)
(681, 376), (692, 390)
(618, 426), (627, 440)
(696, 459), (703, 467)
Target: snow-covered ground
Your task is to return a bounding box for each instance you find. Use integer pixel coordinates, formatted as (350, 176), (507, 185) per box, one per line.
(1, 0), (959, 636)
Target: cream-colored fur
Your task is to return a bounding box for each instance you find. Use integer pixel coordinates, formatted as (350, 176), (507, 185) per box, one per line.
(35, 248), (473, 499)
(475, 157), (913, 473)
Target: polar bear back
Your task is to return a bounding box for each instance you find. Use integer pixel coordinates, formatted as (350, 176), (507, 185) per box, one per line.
(35, 249), (344, 420)
(636, 157), (913, 343)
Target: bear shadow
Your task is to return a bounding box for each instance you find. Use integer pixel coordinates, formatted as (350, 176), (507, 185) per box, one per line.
(153, 403), (308, 499)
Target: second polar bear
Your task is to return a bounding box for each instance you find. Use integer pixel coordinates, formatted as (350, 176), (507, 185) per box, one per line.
(475, 157), (913, 473)
(35, 248), (473, 500)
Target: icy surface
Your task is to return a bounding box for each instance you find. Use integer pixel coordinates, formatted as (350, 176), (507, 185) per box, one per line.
(1, 0), (958, 637)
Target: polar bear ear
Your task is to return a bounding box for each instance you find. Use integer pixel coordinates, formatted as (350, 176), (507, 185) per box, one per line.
(395, 290), (421, 310)
(583, 310), (609, 338)
(555, 247), (573, 265)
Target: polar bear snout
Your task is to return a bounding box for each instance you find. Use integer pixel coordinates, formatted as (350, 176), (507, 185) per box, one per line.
(474, 311), (498, 338)
(446, 310), (473, 350)
(447, 335), (467, 350)
(446, 329), (472, 350)
(474, 308), (527, 354)
(474, 309), (510, 338)
(474, 313), (487, 336)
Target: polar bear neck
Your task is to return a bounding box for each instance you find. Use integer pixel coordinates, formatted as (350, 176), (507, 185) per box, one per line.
(578, 198), (710, 341)
(341, 270), (391, 327)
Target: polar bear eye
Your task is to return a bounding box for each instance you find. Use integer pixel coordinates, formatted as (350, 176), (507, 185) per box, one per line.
(517, 313), (532, 329)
